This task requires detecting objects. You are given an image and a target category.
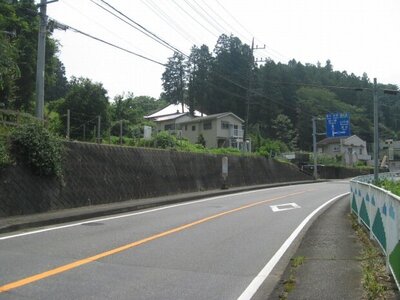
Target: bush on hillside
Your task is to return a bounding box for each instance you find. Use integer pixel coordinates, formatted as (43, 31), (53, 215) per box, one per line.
(9, 122), (63, 176)
(0, 138), (11, 167)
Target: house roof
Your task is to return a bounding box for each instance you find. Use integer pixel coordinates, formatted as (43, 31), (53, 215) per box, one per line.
(177, 112), (244, 125)
(317, 135), (365, 146)
(144, 103), (205, 119)
(152, 113), (189, 122)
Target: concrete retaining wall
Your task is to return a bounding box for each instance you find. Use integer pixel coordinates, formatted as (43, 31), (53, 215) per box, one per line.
(0, 142), (312, 217)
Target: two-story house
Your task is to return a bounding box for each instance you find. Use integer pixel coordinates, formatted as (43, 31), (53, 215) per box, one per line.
(317, 135), (371, 165)
(144, 103), (245, 150)
(178, 112), (244, 149)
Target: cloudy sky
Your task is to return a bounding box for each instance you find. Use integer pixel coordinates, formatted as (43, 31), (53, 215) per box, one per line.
(45, 0), (400, 100)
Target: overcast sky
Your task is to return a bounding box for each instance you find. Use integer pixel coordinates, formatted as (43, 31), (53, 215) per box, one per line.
(45, 0), (400, 100)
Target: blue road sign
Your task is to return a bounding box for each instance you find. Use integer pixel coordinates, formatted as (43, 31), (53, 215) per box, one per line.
(326, 113), (351, 137)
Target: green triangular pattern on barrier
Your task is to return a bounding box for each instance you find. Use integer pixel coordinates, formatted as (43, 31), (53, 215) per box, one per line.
(389, 242), (400, 287)
(359, 199), (369, 227)
(351, 194), (358, 214)
(372, 210), (386, 251)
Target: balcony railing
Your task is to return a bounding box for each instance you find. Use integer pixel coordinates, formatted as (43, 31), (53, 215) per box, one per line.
(230, 128), (244, 139)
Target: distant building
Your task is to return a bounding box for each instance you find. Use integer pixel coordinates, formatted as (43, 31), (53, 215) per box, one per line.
(144, 103), (246, 150)
(381, 139), (400, 171)
(317, 135), (371, 165)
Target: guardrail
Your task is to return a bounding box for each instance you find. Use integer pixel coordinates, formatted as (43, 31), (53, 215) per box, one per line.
(350, 173), (400, 290)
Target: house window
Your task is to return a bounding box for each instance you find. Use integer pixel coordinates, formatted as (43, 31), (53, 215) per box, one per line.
(359, 148), (362, 155)
(221, 121), (229, 129)
(333, 145), (339, 152)
(164, 124), (174, 130)
(203, 122), (212, 130)
(192, 125), (196, 131)
(185, 125), (187, 131)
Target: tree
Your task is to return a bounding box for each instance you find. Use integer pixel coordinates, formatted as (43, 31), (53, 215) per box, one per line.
(208, 34), (252, 117)
(0, 0), (64, 112)
(161, 52), (186, 111)
(187, 45), (212, 115)
(0, 33), (20, 108)
(271, 114), (298, 150)
(57, 77), (109, 139)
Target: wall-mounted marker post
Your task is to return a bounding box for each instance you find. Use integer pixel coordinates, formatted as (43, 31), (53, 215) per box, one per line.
(222, 156), (228, 189)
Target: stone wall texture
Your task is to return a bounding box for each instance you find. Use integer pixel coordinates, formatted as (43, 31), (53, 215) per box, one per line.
(0, 142), (312, 217)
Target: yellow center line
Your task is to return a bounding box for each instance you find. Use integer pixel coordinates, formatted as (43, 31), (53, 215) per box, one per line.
(0, 190), (308, 293)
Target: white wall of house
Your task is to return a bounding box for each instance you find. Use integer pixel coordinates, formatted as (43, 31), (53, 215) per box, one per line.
(155, 115), (193, 132)
(317, 135), (370, 165)
(179, 115), (244, 148)
(180, 119), (219, 148)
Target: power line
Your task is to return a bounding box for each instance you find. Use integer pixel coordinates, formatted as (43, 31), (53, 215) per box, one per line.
(61, 0), (149, 56)
(183, 0), (226, 34)
(170, 0), (219, 38)
(93, 0), (185, 55)
(139, 0), (200, 46)
(50, 18), (166, 66)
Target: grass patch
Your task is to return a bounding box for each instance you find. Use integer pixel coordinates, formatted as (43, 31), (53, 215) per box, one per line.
(279, 256), (306, 300)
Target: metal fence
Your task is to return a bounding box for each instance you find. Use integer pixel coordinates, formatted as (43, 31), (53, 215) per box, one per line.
(350, 173), (400, 290)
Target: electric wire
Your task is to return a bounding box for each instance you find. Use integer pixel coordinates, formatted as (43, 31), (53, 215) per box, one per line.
(94, 0), (186, 55)
(170, 0), (219, 38)
(49, 18), (166, 66)
(61, 0), (149, 56)
(139, 0), (200, 46)
(182, 0), (226, 34)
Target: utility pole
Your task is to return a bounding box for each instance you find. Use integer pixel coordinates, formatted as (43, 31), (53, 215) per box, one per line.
(312, 117), (318, 180)
(66, 109), (70, 140)
(35, 0), (58, 120)
(244, 38), (266, 151)
(373, 78), (379, 182)
(119, 120), (123, 145)
(97, 115), (101, 144)
(35, 0), (47, 120)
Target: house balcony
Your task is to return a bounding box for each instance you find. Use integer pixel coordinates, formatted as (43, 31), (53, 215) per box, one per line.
(357, 154), (371, 161)
(230, 128), (244, 139)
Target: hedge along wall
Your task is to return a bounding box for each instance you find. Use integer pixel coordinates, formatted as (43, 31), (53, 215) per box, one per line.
(0, 142), (311, 217)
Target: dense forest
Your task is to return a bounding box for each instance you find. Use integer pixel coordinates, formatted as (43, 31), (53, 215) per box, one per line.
(1, 1), (400, 152)
(161, 34), (400, 151)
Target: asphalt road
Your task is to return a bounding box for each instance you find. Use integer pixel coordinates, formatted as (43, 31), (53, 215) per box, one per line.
(0, 181), (349, 299)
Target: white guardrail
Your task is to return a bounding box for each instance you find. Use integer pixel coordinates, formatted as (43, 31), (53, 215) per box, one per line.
(350, 172), (400, 290)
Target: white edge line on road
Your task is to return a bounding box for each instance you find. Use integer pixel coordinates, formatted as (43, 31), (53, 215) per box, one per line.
(0, 183), (324, 241)
(237, 192), (350, 300)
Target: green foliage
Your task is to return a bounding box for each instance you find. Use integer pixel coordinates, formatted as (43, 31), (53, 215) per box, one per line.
(9, 122), (63, 176)
(161, 52), (186, 106)
(196, 133), (206, 147)
(55, 77), (109, 139)
(257, 139), (288, 158)
(376, 179), (400, 197)
(154, 131), (177, 149)
(0, 137), (11, 167)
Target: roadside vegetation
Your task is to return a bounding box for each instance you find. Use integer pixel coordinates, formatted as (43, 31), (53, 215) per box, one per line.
(376, 179), (400, 197)
(351, 215), (398, 299)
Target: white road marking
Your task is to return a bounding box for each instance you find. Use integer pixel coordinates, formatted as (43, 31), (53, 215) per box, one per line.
(237, 192), (350, 300)
(0, 184), (321, 241)
(270, 202), (301, 212)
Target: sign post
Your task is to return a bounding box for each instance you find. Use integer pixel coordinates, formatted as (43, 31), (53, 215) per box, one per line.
(221, 156), (228, 189)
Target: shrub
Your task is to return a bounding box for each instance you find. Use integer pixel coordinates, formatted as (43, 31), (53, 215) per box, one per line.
(154, 131), (176, 149)
(9, 122), (63, 176)
(0, 137), (11, 167)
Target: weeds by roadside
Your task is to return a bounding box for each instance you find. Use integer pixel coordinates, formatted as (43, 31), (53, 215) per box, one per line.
(350, 214), (398, 299)
(279, 256), (306, 300)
